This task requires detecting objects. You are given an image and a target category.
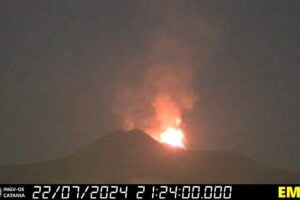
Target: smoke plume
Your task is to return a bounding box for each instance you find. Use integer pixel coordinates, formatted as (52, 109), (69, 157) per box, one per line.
(111, 35), (196, 140)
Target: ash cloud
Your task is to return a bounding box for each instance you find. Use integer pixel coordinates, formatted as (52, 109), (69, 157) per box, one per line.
(111, 35), (197, 138)
(109, 3), (220, 139)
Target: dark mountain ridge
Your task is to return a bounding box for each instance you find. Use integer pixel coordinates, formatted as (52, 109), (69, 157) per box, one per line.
(0, 129), (299, 183)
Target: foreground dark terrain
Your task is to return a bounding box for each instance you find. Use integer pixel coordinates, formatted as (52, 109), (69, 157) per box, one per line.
(0, 129), (299, 183)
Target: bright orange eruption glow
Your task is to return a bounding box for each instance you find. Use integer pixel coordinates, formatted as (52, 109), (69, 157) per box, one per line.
(159, 127), (185, 148)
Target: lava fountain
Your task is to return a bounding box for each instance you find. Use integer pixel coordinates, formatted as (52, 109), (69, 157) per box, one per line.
(148, 94), (188, 149)
(159, 127), (185, 148)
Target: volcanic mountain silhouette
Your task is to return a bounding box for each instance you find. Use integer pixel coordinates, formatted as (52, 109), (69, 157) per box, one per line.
(0, 129), (299, 183)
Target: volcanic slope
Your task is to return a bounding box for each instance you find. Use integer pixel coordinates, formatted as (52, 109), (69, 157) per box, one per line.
(0, 129), (299, 183)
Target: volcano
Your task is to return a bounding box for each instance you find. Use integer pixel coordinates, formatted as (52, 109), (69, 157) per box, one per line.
(0, 129), (299, 183)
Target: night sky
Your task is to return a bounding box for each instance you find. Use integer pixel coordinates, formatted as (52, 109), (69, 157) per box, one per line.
(0, 1), (299, 173)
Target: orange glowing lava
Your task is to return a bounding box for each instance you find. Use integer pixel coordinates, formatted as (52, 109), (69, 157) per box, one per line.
(159, 127), (185, 148)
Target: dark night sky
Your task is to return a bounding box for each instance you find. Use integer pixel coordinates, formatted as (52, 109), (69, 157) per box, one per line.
(0, 1), (299, 173)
